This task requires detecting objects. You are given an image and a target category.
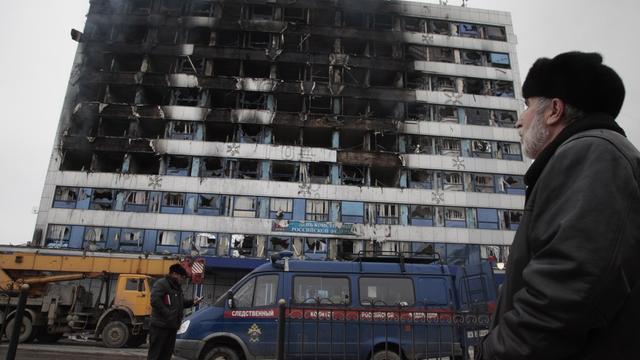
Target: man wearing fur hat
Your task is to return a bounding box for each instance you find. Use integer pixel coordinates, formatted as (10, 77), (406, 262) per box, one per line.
(477, 52), (640, 359)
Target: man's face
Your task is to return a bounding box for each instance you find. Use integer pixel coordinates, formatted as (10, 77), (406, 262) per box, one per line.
(170, 272), (186, 285)
(516, 97), (551, 159)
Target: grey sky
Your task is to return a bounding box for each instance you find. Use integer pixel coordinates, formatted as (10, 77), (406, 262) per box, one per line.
(0, 0), (638, 244)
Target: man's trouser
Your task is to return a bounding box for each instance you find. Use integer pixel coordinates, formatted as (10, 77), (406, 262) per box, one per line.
(148, 325), (177, 360)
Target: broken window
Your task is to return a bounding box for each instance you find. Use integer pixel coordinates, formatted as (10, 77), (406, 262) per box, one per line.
(270, 198), (293, 219)
(305, 200), (329, 221)
(125, 191), (147, 212)
(370, 99), (401, 119)
(410, 205), (434, 226)
(106, 85), (137, 104)
(373, 14), (393, 31)
(127, 0), (151, 15)
(116, 25), (148, 44)
(369, 69), (399, 87)
(341, 201), (364, 223)
(276, 94), (304, 112)
(333, 239), (360, 260)
(60, 151), (92, 171)
(492, 81), (515, 97)
(194, 232), (217, 255)
(466, 108), (491, 126)
(309, 36), (335, 54)
(205, 122), (235, 142)
(444, 207), (466, 228)
(246, 31), (270, 49)
(230, 234), (256, 257)
(83, 227), (107, 249)
(409, 170), (434, 189)
(166, 156), (191, 176)
(127, 153), (160, 175)
(342, 38), (368, 56)
(372, 132), (397, 152)
(430, 20), (450, 35)
(503, 210), (523, 230)
(473, 174), (495, 193)
(497, 142), (522, 160)
(310, 64), (329, 83)
(242, 60), (271, 78)
(343, 67), (367, 87)
(433, 76), (456, 92)
(197, 194), (224, 215)
(159, 0), (182, 15)
(499, 174), (525, 195)
(495, 110), (517, 128)
(309, 96), (332, 114)
(158, 231), (180, 246)
(343, 11), (368, 28)
(311, 9), (335, 26)
(98, 118), (129, 137)
(112, 54), (143, 72)
(238, 124), (263, 143)
(405, 72), (429, 90)
(488, 52), (510, 69)
(340, 129), (366, 151)
(221, 2), (242, 21)
(201, 157), (225, 177)
(341, 165), (367, 186)
(405, 44), (429, 62)
(90, 189), (114, 210)
(442, 172), (464, 191)
(464, 78), (487, 95)
(277, 63), (306, 81)
(305, 238), (327, 256)
(147, 56), (175, 73)
(167, 121), (196, 140)
(272, 126), (300, 145)
(189, 1), (216, 16)
(92, 152), (124, 173)
(477, 208), (499, 229)
(283, 33), (307, 52)
(162, 192), (185, 213)
(157, 27), (180, 45)
(485, 26), (507, 41)
(271, 162), (299, 182)
(458, 23), (481, 38)
(284, 7), (307, 24)
(404, 16), (426, 32)
(435, 105), (458, 123)
(376, 203), (399, 225)
(120, 229), (144, 248)
(269, 236), (291, 252)
(342, 98), (369, 116)
(235, 159), (260, 179)
(304, 162), (329, 184)
(174, 88), (201, 106)
(177, 57), (206, 75)
(438, 138), (461, 156)
(188, 27), (211, 45)
(471, 139), (493, 158)
(370, 166), (399, 187)
(53, 187), (78, 208)
(406, 103), (431, 121)
(46, 225), (71, 248)
(211, 90), (237, 108)
(371, 41), (394, 58)
(249, 4), (273, 20)
(233, 196), (257, 218)
(429, 47), (455, 63)
(215, 30), (241, 47)
(239, 92), (268, 110)
(461, 50), (484, 66)
(407, 135), (434, 154)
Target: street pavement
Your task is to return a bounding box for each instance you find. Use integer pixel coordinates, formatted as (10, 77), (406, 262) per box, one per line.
(0, 340), (183, 359)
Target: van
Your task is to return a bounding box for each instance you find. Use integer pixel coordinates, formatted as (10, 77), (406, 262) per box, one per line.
(175, 252), (497, 360)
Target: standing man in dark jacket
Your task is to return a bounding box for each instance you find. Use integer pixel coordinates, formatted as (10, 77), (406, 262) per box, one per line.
(148, 264), (201, 360)
(478, 52), (640, 359)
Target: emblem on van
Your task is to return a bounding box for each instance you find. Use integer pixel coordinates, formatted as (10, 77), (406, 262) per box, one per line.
(248, 323), (262, 342)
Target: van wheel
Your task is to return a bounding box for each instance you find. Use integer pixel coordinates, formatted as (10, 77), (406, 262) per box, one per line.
(5, 316), (35, 343)
(372, 350), (401, 360)
(101, 320), (130, 348)
(203, 346), (240, 360)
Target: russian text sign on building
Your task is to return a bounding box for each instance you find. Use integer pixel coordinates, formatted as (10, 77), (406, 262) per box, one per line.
(272, 220), (357, 236)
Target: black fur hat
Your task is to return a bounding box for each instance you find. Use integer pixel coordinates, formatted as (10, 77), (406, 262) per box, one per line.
(169, 263), (188, 277)
(522, 51), (625, 118)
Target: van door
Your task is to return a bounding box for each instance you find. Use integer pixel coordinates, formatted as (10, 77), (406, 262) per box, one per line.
(224, 273), (280, 358)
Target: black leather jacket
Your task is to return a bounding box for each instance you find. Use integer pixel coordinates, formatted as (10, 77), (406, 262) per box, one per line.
(150, 276), (194, 329)
(480, 127), (640, 359)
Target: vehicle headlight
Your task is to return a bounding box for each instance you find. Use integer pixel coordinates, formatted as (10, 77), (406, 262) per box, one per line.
(177, 320), (190, 335)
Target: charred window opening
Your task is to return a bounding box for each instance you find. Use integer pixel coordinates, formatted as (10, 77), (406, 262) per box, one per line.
(166, 156), (191, 176)
(343, 11), (368, 28)
(87, 22), (111, 41)
(211, 90), (237, 108)
(370, 99), (400, 119)
(84, 52), (109, 72)
(335, 239), (357, 260)
(127, 0), (151, 15)
(404, 17), (426, 32)
(239, 92), (267, 110)
(371, 166), (399, 187)
(309, 36), (334, 54)
(189, 1), (216, 16)
(221, 3), (243, 21)
(405, 44), (429, 61)
(238, 124), (263, 143)
(485, 26), (507, 41)
(342, 38), (368, 56)
(271, 161), (299, 182)
(311, 9), (335, 26)
(246, 32), (270, 49)
(277, 62), (306, 81)
(78, 84), (106, 102)
(473, 173), (495, 193)
(99, 118), (130, 137)
(373, 14), (393, 31)
(461, 50), (484, 66)
(205, 122), (235, 142)
(302, 128), (332, 148)
(236, 159), (260, 179)
(167, 121), (196, 140)
(430, 20), (450, 35)
(435, 105), (458, 123)
(491, 81), (515, 97)
(106, 85), (137, 104)
(372, 41), (394, 58)
(376, 203), (399, 224)
(407, 135), (434, 154)
(495, 111), (517, 128)
(141, 87), (170, 105)
(138, 119), (165, 139)
(442, 171), (464, 191)
(283, 33), (306, 52)
(429, 47), (455, 63)
(127, 153), (159, 174)
(112, 54), (143, 72)
(272, 126), (300, 145)
(116, 25), (148, 44)
(284, 8), (307, 24)
(409, 170), (434, 189)
(406, 72), (429, 90)
(343, 67), (367, 87)
(341, 165), (367, 186)
(307, 163), (330, 184)
(174, 88), (201, 106)
(177, 57), (206, 75)
(438, 138), (462, 156)
(242, 60), (271, 78)
(215, 30), (241, 47)
(230, 234), (255, 256)
(60, 151), (92, 171)
(160, 0), (182, 15)
(188, 27), (211, 45)
(458, 23), (481, 39)
(309, 96), (332, 114)
(310, 65), (330, 84)
(148, 56), (175, 73)
(89, 1), (117, 15)
(92, 152), (124, 172)
(342, 98), (368, 116)
(372, 132), (397, 152)
(157, 27), (180, 44)
(213, 59), (240, 77)
(201, 157), (225, 177)
(91, 189), (114, 210)
(466, 108), (491, 126)
(340, 129), (366, 151)
(249, 4), (273, 20)
(276, 94), (304, 112)
(464, 78), (487, 95)
(407, 103), (431, 121)
(369, 69), (399, 87)
(433, 76), (456, 92)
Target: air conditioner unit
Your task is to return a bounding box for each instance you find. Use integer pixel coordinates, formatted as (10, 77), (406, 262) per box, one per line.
(472, 140), (491, 152)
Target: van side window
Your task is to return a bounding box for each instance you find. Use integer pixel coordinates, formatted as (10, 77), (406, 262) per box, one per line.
(417, 278), (448, 305)
(460, 276), (488, 304)
(293, 276), (350, 305)
(359, 277), (415, 306)
(233, 274), (279, 308)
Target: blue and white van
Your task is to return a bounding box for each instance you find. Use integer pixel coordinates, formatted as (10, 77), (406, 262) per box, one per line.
(175, 253), (497, 360)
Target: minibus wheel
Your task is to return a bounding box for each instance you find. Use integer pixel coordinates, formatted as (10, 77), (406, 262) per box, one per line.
(372, 350), (401, 360)
(203, 346), (240, 360)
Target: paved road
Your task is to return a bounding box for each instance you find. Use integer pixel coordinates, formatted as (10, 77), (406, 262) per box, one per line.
(0, 340), (184, 359)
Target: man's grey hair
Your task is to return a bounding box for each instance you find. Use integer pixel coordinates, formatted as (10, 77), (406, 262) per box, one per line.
(537, 97), (585, 124)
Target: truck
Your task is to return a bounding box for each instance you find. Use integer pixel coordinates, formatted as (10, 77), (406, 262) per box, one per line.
(0, 246), (204, 348)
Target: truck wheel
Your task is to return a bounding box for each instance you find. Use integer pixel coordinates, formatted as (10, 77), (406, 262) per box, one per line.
(101, 320), (130, 348)
(203, 346), (240, 360)
(372, 350), (401, 360)
(126, 332), (147, 347)
(5, 316), (35, 343)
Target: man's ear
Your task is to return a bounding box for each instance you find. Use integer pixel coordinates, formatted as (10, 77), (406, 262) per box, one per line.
(545, 98), (566, 126)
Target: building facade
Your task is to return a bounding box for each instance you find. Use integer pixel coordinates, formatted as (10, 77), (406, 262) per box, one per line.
(35, 0), (525, 297)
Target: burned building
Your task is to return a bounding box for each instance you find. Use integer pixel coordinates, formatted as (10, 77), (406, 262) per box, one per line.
(35, 0), (524, 293)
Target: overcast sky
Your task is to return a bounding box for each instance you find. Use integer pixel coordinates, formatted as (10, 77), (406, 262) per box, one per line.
(0, 0), (638, 244)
